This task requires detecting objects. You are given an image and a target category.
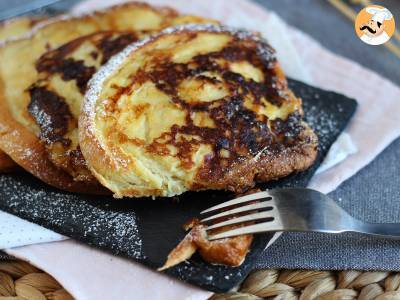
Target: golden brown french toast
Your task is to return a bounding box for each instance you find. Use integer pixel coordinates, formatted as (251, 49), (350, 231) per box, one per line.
(0, 16), (47, 172)
(80, 25), (318, 198)
(28, 31), (151, 182)
(0, 2), (216, 193)
(0, 16), (45, 43)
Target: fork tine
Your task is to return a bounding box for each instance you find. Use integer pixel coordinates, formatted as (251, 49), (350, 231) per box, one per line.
(201, 201), (273, 223)
(208, 221), (279, 240)
(206, 210), (275, 231)
(200, 191), (272, 214)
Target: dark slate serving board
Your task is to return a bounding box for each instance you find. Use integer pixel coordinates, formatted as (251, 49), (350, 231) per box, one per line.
(0, 79), (357, 292)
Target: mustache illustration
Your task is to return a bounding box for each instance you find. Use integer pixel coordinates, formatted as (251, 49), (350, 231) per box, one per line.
(360, 25), (376, 34)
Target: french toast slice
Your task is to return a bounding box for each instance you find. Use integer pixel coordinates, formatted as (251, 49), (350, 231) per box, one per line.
(0, 16), (46, 43)
(28, 31), (156, 182)
(0, 2), (216, 192)
(0, 16), (47, 172)
(80, 24), (318, 198)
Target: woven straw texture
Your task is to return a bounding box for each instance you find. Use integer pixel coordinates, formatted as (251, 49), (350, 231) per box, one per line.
(0, 260), (73, 300)
(2, 260), (400, 299)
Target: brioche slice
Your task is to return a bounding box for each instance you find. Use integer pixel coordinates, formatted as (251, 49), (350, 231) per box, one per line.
(0, 16), (47, 172)
(0, 16), (46, 43)
(0, 2), (216, 192)
(28, 31), (141, 182)
(80, 24), (318, 198)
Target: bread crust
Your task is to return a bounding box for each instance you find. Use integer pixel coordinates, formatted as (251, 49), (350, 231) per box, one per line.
(0, 16), (49, 172)
(0, 78), (108, 193)
(0, 2), (195, 193)
(0, 150), (15, 173)
(0, 16), (46, 44)
(80, 25), (318, 198)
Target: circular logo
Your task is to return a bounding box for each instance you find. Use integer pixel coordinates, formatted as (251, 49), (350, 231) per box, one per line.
(355, 5), (395, 46)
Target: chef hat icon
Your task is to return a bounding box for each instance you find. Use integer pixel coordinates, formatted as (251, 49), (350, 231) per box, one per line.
(366, 7), (393, 24)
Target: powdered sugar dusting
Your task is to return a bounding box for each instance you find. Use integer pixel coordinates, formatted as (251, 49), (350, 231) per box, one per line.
(297, 88), (344, 153)
(0, 174), (144, 259)
(83, 35), (151, 130)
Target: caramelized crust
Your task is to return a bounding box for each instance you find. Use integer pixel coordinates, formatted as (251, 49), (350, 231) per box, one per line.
(80, 25), (318, 197)
(0, 79), (103, 193)
(0, 2), (216, 192)
(28, 31), (141, 181)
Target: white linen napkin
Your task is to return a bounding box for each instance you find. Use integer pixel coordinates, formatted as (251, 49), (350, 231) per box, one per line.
(0, 211), (65, 249)
(3, 0), (400, 299)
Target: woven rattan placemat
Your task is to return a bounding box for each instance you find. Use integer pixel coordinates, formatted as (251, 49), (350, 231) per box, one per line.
(1, 259), (400, 299)
(0, 259), (73, 299)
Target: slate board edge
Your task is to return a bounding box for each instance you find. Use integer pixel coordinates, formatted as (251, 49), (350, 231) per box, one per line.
(0, 79), (358, 293)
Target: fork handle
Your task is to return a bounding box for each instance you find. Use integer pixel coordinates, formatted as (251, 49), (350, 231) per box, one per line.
(354, 222), (400, 239)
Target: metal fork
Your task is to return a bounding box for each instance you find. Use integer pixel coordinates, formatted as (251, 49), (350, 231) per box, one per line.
(201, 188), (400, 240)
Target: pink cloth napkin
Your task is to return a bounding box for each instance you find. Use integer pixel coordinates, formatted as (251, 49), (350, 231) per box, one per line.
(5, 0), (400, 299)
(7, 240), (210, 300)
